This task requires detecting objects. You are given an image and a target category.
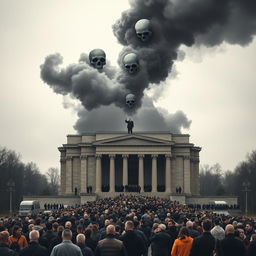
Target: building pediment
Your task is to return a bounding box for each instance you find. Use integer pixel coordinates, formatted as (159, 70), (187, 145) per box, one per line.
(93, 134), (173, 147)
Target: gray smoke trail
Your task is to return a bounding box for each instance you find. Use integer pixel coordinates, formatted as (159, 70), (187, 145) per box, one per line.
(40, 0), (256, 133)
(74, 96), (191, 133)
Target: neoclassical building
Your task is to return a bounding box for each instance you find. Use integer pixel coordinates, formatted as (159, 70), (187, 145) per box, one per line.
(58, 132), (201, 198)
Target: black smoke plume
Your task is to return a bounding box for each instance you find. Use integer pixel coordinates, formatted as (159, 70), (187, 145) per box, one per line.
(40, 0), (256, 133)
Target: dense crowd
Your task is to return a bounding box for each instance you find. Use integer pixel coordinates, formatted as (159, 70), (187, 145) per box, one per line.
(0, 195), (256, 256)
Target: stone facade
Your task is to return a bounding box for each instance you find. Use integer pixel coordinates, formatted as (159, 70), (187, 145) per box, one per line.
(59, 132), (201, 198)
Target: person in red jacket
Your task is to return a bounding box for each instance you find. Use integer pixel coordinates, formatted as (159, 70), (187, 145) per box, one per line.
(9, 225), (28, 252)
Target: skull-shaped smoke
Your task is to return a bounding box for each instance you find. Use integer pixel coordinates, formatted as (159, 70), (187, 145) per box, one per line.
(113, 0), (256, 85)
(89, 49), (106, 69)
(135, 19), (153, 42)
(40, 0), (256, 133)
(126, 93), (136, 108)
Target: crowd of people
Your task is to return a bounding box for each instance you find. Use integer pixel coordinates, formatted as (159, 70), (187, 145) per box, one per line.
(0, 195), (256, 256)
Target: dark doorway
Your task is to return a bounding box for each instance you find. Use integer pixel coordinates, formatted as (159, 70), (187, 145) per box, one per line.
(128, 155), (138, 185)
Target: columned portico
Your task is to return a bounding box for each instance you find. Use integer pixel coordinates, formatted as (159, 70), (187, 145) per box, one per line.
(59, 132), (201, 198)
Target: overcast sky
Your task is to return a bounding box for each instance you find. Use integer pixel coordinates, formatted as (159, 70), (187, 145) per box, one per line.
(0, 0), (255, 174)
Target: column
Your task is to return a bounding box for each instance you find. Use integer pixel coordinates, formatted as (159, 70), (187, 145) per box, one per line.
(95, 154), (102, 193)
(165, 154), (172, 193)
(184, 156), (191, 194)
(122, 155), (128, 188)
(195, 159), (200, 195)
(109, 154), (116, 193)
(80, 155), (88, 194)
(151, 155), (158, 193)
(65, 156), (73, 194)
(60, 158), (66, 195)
(138, 154), (144, 192)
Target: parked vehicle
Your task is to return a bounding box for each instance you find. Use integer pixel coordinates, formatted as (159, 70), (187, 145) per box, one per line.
(19, 200), (40, 216)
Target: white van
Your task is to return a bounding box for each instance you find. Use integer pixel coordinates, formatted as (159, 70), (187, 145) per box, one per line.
(19, 200), (41, 217)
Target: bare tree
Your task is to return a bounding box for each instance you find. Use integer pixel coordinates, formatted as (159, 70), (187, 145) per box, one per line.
(46, 167), (60, 195)
(200, 163), (225, 196)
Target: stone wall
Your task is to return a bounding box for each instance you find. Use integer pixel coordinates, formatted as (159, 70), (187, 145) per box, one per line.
(23, 196), (81, 208)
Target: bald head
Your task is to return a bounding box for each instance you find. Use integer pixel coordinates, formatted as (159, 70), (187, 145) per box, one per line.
(225, 224), (234, 234)
(76, 233), (85, 244)
(186, 221), (193, 228)
(29, 230), (39, 241)
(106, 225), (116, 235)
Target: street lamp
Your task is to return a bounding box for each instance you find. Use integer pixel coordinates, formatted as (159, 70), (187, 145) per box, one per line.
(242, 181), (250, 216)
(7, 180), (15, 215)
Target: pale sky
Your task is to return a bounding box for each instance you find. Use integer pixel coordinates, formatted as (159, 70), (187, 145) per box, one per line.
(0, 0), (255, 174)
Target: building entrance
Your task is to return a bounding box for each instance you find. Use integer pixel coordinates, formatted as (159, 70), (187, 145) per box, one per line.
(128, 155), (138, 185)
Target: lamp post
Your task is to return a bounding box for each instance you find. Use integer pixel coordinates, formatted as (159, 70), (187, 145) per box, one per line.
(7, 180), (15, 215)
(242, 181), (250, 216)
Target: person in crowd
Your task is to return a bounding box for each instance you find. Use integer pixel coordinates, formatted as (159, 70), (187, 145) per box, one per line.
(24, 223), (34, 242)
(49, 226), (64, 253)
(237, 227), (249, 249)
(210, 218), (225, 241)
(166, 219), (178, 243)
(245, 222), (255, 240)
(40, 222), (56, 252)
(52, 222), (59, 237)
(0, 231), (17, 256)
(189, 219), (215, 256)
(120, 221), (144, 256)
(186, 221), (200, 238)
(248, 233), (256, 256)
(150, 223), (173, 256)
(50, 229), (83, 256)
(76, 234), (94, 256)
(134, 220), (148, 256)
(9, 225), (28, 252)
(95, 225), (126, 256)
(72, 225), (84, 243)
(219, 224), (246, 256)
(34, 218), (44, 236)
(2, 195), (255, 256)
(20, 230), (48, 256)
(171, 227), (193, 256)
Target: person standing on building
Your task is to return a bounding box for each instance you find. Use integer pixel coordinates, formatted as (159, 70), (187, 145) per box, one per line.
(125, 118), (134, 134)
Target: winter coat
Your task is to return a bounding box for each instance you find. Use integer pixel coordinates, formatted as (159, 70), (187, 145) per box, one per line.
(171, 235), (193, 256)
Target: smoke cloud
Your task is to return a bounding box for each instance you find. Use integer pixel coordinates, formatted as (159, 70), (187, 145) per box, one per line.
(74, 96), (191, 133)
(40, 0), (256, 133)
